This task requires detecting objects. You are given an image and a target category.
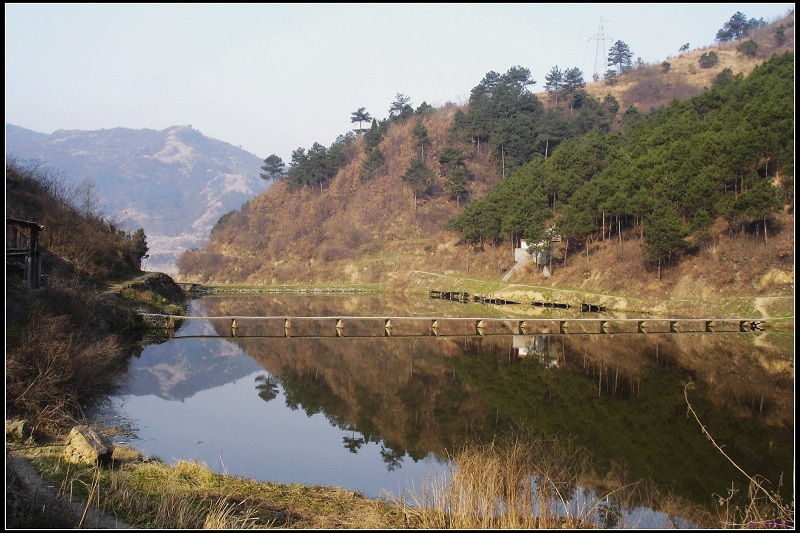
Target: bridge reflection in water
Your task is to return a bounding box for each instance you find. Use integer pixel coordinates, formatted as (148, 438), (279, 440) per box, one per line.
(140, 313), (766, 339)
(113, 299), (791, 528)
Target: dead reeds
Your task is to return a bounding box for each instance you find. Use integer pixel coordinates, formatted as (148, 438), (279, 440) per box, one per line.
(394, 433), (605, 528)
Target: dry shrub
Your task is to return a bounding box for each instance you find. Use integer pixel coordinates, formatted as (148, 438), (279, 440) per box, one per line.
(104, 460), (269, 528)
(319, 243), (354, 263)
(6, 299), (126, 434)
(622, 69), (703, 112)
(271, 262), (300, 284)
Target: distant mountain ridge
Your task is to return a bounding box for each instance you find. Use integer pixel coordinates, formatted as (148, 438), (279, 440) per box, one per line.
(5, 124), (268, 274)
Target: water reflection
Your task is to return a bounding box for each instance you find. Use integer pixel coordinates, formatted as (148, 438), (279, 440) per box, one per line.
(96, 295), (793, 528)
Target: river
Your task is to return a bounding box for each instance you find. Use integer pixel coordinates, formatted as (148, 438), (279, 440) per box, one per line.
(89, 293), (794, 529)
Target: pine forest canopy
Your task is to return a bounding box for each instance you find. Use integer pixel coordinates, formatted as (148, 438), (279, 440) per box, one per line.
(447, 51), (793, 270)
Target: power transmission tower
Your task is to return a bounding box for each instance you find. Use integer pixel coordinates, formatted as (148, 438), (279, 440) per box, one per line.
(589, 17), (612, 82)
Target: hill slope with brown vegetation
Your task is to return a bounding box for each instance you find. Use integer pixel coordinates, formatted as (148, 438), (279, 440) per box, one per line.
(177, 12), (794, 312)
(5, 160), (188, 435)
(578, 9), (795, 114)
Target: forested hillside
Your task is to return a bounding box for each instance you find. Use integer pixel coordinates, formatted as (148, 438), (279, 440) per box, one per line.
(177, 13), (794, 300)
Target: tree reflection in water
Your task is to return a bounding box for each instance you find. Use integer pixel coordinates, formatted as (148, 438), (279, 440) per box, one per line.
(254, 373), (279, 402)
(102, 295), (792, 528)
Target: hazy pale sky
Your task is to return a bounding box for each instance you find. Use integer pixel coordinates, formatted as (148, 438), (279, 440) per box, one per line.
(5, 3), (794, 163)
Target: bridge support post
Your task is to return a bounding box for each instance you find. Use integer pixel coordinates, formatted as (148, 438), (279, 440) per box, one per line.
(559, 320), (568, 334)
(705, 320), (714, 333)
(336, 318), (344, 337)
(384, 319), (393, 337)
(476, 320), (485, 335)
(431, 320), (440, 336)
(637, 321), (646, 333)
(284, 318), (292, 337)
(670, 321), (678, 333)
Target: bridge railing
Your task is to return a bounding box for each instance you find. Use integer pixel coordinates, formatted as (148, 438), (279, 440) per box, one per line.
(139, 314), (768, 338)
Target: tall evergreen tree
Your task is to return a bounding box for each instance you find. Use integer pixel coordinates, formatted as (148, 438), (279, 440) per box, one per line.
(260, 154), (285, 181)
(131, 228), (149, 261)
(439, 147), (470, 206)
(643, 202), (688, 280)
(732, 180), (783, 245)
(286, 147), (308, 189)
(607, 40), (633, 74)
(445, 168), (469, 207)
(389, 93), (413, 120)
(715, 11), (749, 42)
(773, 24), (786, 45)
(401, 159), (434, 211)
(412, 120), (429, 160)
(350, 107), (372, 133)
(363, 119), (382, 153)
(544, 66), (564, 105)
(360, 147), (385, 182)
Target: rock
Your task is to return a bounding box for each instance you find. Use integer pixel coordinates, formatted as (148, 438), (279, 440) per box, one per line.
(5, 419), (30, 440)
(63, 425), (114, 466)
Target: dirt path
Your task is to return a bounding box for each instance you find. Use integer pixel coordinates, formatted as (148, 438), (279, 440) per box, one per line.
(6, 449), (132, 528)
(754, 298), (769, 319)
(753, 296), (779, 319)
(103, 271), (159, 295)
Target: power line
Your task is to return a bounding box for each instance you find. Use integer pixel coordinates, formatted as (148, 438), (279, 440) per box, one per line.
(589, 17), (613, 82)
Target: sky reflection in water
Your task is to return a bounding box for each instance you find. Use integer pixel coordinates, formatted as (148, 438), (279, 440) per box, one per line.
(93, 295), (792, 529)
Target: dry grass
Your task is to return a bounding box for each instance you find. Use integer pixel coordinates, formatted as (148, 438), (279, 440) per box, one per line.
(6, 447), (414, 529)
(393, 434), (598, 528)
(8, 436), (600, 529)
(8, 424), (792, 529)
(579, 10), (795, 114)
(5, 296), (128, 435)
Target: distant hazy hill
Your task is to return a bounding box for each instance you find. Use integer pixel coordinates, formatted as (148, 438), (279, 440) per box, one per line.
(5, 124), (267, 274)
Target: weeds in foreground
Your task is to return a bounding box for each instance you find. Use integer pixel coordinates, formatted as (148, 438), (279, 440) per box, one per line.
(5, 299), (126, 434)
(8, 420), (792, 529)
(392, 434), (604, 528)
(684, 383), (795, 529)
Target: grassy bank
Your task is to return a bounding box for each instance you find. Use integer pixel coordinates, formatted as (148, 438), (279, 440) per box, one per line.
(3, 434), (609, 529)
(405, 270), (795, 326)
(7, 425), (792, 529)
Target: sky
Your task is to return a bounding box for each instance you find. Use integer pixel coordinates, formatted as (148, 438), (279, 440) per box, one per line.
(5, 3), (794, 164)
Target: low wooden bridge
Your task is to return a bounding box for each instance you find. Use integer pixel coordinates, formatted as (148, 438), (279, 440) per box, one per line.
(139, 314), (767, 338)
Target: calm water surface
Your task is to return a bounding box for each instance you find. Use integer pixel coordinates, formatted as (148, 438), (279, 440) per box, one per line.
(90, 294), (794, 529)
